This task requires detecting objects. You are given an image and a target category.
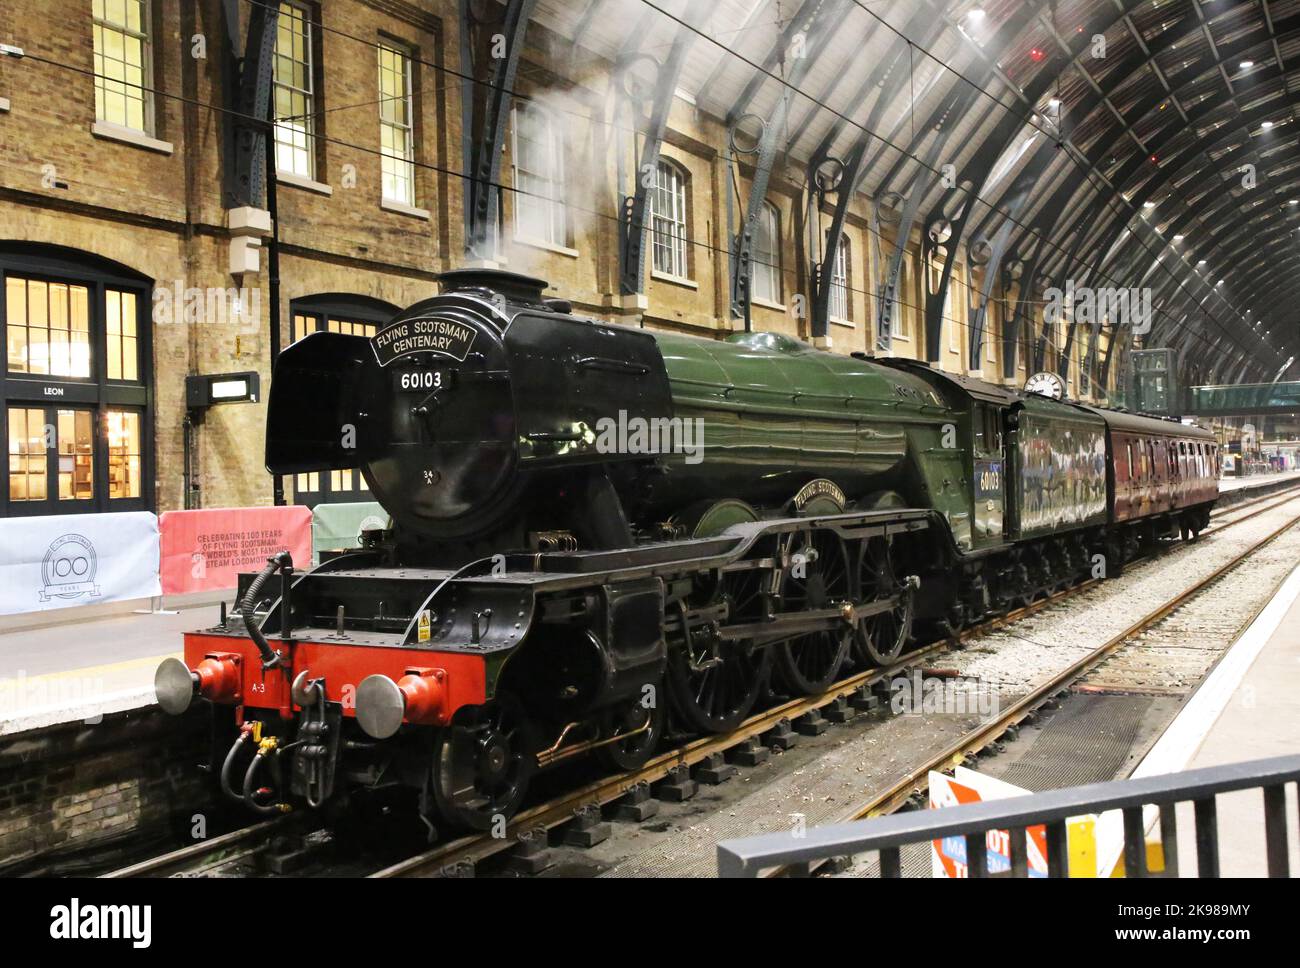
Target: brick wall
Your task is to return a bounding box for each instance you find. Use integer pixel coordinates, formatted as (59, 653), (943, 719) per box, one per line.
(0, 706), (211, 871)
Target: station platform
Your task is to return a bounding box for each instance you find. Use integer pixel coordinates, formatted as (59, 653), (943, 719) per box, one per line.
(0, 598), (221, 736)
(1148, 564), (1300, 876)
(1218, 468), (1300, 492)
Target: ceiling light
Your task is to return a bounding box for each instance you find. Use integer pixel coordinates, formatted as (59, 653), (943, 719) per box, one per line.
(1143, 201), (1156, 208)
(1240, 60), (1254, 69)
(1173, 234), (1184, 240)
(968, 8), (985, 20)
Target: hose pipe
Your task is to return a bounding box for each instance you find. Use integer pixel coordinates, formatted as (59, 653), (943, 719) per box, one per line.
(241, 551), (293, 669)
(242, 737), (289, 816)
(220, 731), (254, 805)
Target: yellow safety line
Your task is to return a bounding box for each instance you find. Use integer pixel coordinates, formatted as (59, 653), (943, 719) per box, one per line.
(1, 652), (181, 686)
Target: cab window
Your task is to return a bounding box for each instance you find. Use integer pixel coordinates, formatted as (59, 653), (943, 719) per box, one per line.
(973, 404), (1002, 457)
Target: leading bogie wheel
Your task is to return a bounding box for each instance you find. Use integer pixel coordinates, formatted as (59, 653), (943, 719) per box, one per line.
(431, 694), (540, 831)
(595, 681), (666, 772)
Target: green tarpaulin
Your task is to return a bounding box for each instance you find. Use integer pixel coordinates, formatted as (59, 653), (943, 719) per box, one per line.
(310, 501), (389, 566)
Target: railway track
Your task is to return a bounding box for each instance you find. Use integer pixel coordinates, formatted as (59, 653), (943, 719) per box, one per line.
(102, 481), (1300, 878)
(100, 819), (288, 878)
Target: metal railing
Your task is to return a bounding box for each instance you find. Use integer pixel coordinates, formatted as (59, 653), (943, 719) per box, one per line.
(716, 753), (1300, 878)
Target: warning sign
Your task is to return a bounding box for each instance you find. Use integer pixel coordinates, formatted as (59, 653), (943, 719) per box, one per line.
(929, 768), (1098, 878)
(417, 609), (432, 643)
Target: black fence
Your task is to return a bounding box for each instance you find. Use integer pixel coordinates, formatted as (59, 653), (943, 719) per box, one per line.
(716, 753), (1300, 878)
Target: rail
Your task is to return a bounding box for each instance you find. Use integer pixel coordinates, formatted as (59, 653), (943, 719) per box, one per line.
(716, 753), (1300, 878)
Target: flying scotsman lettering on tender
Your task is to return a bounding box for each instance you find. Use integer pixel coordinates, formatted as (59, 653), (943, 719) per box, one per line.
(371, 315), (477, 366)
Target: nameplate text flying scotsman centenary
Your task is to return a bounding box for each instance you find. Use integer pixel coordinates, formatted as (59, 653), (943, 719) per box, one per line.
(371, 315), (477, 367)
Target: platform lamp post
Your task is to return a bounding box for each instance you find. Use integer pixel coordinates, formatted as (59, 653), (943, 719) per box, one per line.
(184, 370), (262, 507)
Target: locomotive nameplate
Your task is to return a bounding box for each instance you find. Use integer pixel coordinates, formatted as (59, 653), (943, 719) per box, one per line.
(372, 315), (477, 367)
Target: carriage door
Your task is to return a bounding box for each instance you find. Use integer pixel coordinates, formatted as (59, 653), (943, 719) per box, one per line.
(972, 403), (1005, 541)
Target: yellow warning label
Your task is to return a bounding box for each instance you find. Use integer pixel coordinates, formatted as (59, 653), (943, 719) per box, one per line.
(417, 609), (431, 643)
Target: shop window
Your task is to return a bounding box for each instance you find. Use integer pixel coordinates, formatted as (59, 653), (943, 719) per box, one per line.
(2, 245), (152, 516)
(107, 409), (142, 499)
(58, 410), (95, 500)
(6, 277), (92, 377)
(7, 407), (47, 502)
(105, 288), (139, 380)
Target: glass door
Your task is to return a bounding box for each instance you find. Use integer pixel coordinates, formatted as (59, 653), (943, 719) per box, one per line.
(6, 404), (96, 513)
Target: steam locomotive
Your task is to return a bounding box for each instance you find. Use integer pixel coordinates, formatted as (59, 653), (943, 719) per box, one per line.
(155, 269), (1219, 830)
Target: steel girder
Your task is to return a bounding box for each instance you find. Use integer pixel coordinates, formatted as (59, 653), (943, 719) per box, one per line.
(1043, 50), (1300, 367)
(963, 145), (1058, 376)
(220, 0), (279, 209)
(728, 0), (847, 322)
(1079, 104), (1292, 311)
(617, 29), (696, 295)
(460, 0), (538, 260)
(801, 8), (947, 342)
(916, 0), (1175, 370)
(992, 13), (1300, 386)
(1046, 13), (1300, 282)
(806, 43), (913, 340)
(911, 2), (1051, 364)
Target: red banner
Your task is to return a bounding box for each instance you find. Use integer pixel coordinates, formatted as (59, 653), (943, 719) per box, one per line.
(159, 506), (312, 595)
